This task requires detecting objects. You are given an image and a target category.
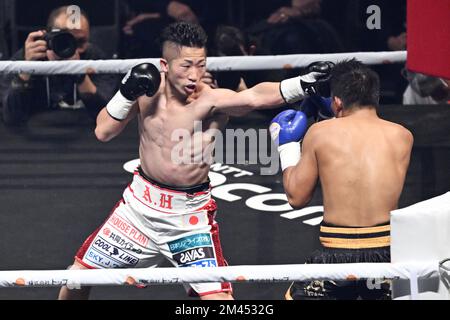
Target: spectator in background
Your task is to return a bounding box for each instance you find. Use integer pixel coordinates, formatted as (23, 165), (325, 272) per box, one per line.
(319, 0), (406, 52)
(120, 0), (226, 58)
(331, 0), (407, 104)
(120, 1), (197, 58)
(238, 0), (343, 88)
(355, 0), (406, 52)
(387, 31), (407, 52)
(122, 1), (238, 91)
(245, 0), (343, 56)
(210, 25), (257, 92)
(388, 23), (449, 106)
(0, 6), (117, 126)
(403, 71), (450, 105)
(177, 1), (227, 41)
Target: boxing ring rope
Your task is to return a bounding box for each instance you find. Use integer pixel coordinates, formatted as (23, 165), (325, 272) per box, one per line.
(0, 262), (438, 291)
(0, 51), (406, 75)
(2, 51), (447, 300)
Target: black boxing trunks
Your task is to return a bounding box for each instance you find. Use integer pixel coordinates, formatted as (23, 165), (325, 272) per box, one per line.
(285, 221), (391, 300)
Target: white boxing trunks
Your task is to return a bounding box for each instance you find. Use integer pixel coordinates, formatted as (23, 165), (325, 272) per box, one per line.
(75, 167), (232, 297)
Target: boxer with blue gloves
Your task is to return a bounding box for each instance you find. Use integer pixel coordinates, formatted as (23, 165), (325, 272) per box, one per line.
(269, 108), (318, 207)
(269, 110), (308, 171)
(300, 95), (334, 121)
(271, 59), (414, 300)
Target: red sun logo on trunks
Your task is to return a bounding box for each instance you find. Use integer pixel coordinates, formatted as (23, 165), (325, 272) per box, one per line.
(189, 216), (199, 225)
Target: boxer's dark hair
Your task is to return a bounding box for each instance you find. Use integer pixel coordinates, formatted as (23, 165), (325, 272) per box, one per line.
(330, 59), (380, 109)
(161, 22), (207, 49)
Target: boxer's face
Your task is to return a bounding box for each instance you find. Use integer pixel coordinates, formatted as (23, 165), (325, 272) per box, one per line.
(161, 43), (207, 99)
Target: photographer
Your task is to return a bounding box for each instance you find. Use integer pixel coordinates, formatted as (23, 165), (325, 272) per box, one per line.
(1, 6), (117, 126)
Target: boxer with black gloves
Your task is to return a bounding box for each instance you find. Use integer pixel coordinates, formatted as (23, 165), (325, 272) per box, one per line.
(280, 61), (334, 103)
(106, 63), (161, 121)
(59, 21), (334, 301)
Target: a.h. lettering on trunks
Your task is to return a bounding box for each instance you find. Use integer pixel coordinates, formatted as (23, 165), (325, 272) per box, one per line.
(171, 120), (279, 175)
(143, 186), (174, 209)
(160, 193), (174, 209)
(143, 186), (152, 203)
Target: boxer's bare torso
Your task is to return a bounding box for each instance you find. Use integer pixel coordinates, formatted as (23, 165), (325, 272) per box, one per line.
(284, 108), (413, 227)
(64, 22), (295, 301)
(133, 44), (284, 187)
(313, 109), (413, 226)
(95, 45), (284, 187)
(137, 77), (228, 186)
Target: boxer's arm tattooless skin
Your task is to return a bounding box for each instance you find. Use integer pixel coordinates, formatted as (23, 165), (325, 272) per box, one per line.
(282, 123), (319, 209)
(95, 102), (139, 142)
(209, 83), (286, 117)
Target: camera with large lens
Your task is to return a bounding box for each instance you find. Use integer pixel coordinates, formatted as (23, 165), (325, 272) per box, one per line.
(44, 29), (77, 59)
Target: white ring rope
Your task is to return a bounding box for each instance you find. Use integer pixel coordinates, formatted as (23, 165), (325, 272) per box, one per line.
(0, 51), (406, 75)
(0, 262), (437, 288)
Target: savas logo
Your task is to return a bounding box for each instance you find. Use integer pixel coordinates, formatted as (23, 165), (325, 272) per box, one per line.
(173, 246), (215, 265)
(180, 248), (205, 264)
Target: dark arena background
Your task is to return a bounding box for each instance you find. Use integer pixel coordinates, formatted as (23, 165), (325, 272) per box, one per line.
(0, 105), (449, 300)
(0, 0), (449, 301)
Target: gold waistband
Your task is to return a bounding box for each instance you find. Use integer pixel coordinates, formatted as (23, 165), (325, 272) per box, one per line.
(319, 224), (390, 249)
(320, 224), (390, 235)
(319, 236), (391, 249)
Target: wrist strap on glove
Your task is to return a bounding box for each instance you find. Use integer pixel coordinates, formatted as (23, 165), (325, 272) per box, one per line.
(278, 142), (301, 171)
(106, 90), (135, 121)
(280, 76), (305, 104)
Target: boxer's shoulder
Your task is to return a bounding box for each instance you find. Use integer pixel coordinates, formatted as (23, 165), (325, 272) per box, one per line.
(379, 118), (413, 139)
(390, 122), (414, 147)
(302, 119), (342, 151)
(297, 122), (324, 152)
(186, 84), (226, 114)
(307, 117), (338, 135)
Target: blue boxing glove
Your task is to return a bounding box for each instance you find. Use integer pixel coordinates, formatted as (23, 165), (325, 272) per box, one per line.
(301, 96), (334, 121)
(269, 109), (308, 171)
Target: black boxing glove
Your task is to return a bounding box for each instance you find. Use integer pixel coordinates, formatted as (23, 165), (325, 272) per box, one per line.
(301, 61), (334, 96)
(106, 63), (161, 121)
(280, 61), (334, 103)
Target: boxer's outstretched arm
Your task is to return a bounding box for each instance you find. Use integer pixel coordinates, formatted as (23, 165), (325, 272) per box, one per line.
(283, 125), (319, 209)
(95, 103), (138, 142)
(210, 62), (333, 116)
(211, 83), (285, 116)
